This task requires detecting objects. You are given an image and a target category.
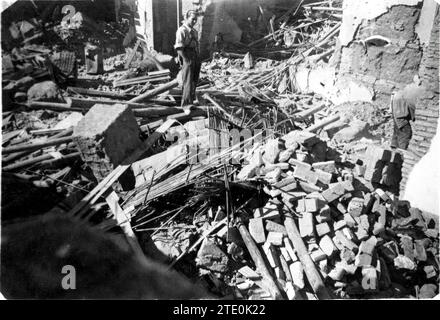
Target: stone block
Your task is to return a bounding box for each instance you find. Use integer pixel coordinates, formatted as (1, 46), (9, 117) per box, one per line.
(73, 104), (142, 181)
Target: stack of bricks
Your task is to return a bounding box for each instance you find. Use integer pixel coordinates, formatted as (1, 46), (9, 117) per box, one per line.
(73, 104), (142, 181)
(362, 145), (403, 194)
(234, 129), (438, 299)
(401, 9), (439, 194)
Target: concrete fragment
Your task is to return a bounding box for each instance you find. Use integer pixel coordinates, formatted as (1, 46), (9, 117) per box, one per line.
(196, 238), (229, 273)
(73, 104), (142, 181)
(27, 81), (63, 102)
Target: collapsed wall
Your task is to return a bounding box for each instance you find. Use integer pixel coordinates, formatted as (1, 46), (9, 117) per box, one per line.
(336, 0), (439, 204)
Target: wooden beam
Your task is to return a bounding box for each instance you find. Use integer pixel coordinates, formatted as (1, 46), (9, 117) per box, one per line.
(284, 212), (331, 299)
(237, 218), (284, 300)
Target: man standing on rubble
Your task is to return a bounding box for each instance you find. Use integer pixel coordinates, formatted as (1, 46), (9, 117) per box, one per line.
(390, 75), (425, 150)
(175, 10), (201, 114)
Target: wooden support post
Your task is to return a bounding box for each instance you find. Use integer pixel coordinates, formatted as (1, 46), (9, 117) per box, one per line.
(284, 212), (331, 299)
(237, 218), (283, 300)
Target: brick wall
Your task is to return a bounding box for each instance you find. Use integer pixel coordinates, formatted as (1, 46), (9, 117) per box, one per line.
(338, 5), (423, 108)
(400, 6), (440, 193)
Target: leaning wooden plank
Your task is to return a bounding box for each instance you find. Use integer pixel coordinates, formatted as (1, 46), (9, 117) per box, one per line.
(284, 212), (331, 299)
(237, 218), (284, 300)
(129, 79), (179, 103)
(28, 101), (84, 112)
(67, 119), (176, 217)
(2, 136), (74, 155)
(105, 190), (146, 260)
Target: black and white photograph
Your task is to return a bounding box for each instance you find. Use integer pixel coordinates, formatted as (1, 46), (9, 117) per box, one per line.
(0, 0), (439, 303)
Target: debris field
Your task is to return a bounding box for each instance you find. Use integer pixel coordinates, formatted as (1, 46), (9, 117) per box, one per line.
(1, 0), (438, 300)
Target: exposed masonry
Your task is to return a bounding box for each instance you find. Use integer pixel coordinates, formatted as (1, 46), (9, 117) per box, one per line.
(401, 8), (439, 193)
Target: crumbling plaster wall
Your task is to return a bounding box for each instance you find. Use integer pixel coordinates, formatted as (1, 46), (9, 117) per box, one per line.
(337, 0), (439, 204)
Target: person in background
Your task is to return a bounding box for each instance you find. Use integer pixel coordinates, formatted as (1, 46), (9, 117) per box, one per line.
(390, 75), (425, 150)
(174, 10), (201, 114)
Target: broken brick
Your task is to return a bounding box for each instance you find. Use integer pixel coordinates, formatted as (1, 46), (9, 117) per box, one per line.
(266, 231), (284, 246)
(265, 220), (287, 235)
(319, 235), (338, 257)
(316, 222), (331, 237)
(321, 183), (346, 203)
(414, 240), (427, 262)
(289, 261), (305, 289)
(310, 248), (327, 262)
(248, 218), (266, 244)
(333, 220), (347, 231)
(299, 212), (315, 238)
(347, 197), (364, 217)
(312, 161), (336, 173)
(316, 205), (332, 223)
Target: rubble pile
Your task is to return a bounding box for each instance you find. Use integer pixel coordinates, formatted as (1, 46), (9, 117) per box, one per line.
(1, 0), (438, 300)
